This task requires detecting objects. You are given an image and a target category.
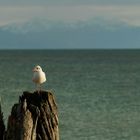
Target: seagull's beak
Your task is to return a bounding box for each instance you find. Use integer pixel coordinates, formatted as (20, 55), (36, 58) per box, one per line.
(32, 68), (36, 72)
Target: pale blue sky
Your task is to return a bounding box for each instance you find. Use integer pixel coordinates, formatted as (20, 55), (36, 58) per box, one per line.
(0, 0), (140, 5)
(0, 2), (140, 27)
(0, 0), (140, 27)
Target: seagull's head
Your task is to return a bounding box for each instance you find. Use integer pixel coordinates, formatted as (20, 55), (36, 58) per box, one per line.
(33, 65), (42, 72)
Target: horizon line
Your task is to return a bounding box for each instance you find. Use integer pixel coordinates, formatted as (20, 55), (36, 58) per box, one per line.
(0, 48), (140, 51)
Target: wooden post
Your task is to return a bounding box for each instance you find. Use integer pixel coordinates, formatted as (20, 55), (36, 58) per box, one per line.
(0, 99), (5, 140)
(5, 91), (59, 140)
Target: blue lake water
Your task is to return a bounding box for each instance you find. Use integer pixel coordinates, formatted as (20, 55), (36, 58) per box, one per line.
(0, 49), (140, 140)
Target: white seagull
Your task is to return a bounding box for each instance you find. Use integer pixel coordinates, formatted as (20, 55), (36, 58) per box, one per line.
(32, 65), (46, 92)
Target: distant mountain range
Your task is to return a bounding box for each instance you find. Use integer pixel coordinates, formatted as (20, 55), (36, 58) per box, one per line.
(0, 19), (140, 49)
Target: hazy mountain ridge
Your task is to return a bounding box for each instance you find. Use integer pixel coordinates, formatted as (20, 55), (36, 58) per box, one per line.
(1, 18), (130, 33)
(0, 19), (139, 49)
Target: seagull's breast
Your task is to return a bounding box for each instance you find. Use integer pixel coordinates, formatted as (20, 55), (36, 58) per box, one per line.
(33, 71), (46, 84)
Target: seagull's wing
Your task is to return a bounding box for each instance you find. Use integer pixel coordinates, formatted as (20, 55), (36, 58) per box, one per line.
(40, 71), (46, 83)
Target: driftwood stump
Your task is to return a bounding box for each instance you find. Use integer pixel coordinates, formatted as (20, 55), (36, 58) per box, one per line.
(6, 90), (59, 140)
(0, 101), (5, 140)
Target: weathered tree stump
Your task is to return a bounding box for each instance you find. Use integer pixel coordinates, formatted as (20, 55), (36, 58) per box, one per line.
(0, 101), (5, 140)
(6, 90), (59, 140)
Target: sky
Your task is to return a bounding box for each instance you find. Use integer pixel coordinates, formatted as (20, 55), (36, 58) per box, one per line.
(0, 0), (140, 26)
(0, 0), (140, 5)
(0, 0), (140, 49)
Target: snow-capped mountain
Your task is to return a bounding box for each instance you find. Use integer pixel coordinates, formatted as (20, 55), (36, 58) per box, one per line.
(0, 18), (139, 49)
(1, 18), (128, 33)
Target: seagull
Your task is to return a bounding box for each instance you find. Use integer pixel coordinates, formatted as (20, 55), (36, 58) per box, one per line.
(32, 65), (46, 92)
